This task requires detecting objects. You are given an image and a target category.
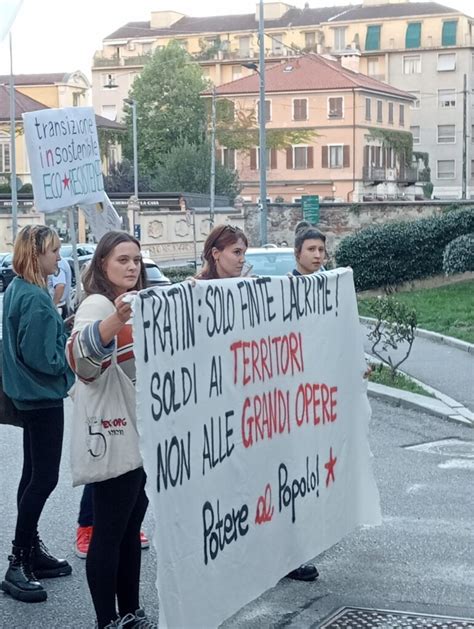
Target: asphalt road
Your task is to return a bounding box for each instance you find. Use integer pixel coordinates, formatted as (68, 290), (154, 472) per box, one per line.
(1, 398), (473, 628)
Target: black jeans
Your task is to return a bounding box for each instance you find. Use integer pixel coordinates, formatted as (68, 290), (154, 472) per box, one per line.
(15, 405), (64, 548)
(78, 484), (94, 527)
(86, 467), (148, 628)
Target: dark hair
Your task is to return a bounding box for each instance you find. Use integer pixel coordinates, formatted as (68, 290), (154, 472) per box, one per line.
(196, 224), (248, 280)
(294, 220), (312, 234)
(82, 231), (146, 301)
(294, 226), (326, 256)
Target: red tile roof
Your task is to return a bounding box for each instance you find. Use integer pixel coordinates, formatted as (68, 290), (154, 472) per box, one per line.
(0, 73), (70, 86)
(0, 85), (48, 121)
(212, 54), (413, 100)
(0, 86), (125, 130)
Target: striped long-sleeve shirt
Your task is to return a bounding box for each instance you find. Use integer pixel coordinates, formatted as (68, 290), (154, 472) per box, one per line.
(66, 293), (135, 385)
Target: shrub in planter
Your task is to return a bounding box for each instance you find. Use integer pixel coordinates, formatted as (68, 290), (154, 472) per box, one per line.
(335, 208), (474, 290)
(442, 233), (474, 275)
(165, 265), (196, 283)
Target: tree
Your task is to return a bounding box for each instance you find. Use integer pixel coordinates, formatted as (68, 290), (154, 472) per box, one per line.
(153, 140), (240, 201)
(124, 41), (209, 175)
(103, 159), (153, 193)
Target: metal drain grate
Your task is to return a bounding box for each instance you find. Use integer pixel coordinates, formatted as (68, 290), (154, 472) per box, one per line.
(318, 606), (474, 628)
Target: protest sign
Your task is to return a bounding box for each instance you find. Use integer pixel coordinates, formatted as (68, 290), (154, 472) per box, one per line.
(80, 193), (122, 241)
(133, 269), (381, 628)
(23, 106), (105, 213)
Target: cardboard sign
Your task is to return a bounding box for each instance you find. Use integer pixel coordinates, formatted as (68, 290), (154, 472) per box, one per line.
(23, 106), (105, 213)
(133, 269), (381, 628)
(80, 193), (122, 240)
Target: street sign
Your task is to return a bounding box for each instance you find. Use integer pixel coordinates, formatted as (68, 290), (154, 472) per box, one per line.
(134, 224), (141, 240)
(302, 195), (320, 224)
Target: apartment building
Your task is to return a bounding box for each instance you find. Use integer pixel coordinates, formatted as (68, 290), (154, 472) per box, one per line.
(91, 0), (473, 199)
(206, 53), (416, 203)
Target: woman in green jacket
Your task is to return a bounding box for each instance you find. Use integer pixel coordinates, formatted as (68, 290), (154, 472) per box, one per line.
(1, 225), (74, 603)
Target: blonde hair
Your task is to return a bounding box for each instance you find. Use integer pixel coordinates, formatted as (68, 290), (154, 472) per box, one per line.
(13, 225), (60, 288)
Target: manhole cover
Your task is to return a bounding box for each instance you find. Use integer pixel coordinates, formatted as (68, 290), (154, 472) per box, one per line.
(318, 606), (474, 628)
(404, 438), (474, 459)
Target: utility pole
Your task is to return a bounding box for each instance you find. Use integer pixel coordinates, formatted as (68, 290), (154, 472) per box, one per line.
(209, 86), (216, 227)
(258, 0), (268, 245)
(462, 73), (467, 199)
(9, 33), (18, 240)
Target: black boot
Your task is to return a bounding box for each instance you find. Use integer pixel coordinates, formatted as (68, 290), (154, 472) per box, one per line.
(1, 544), (47, 602)
(31, 536), (72, 579)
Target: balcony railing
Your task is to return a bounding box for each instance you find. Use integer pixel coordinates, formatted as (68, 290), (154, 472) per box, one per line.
(363, 166), (419, 184)
(398, 166), (418, 184)
(123, 53), (152, 66)
(93, 54), (120, 67)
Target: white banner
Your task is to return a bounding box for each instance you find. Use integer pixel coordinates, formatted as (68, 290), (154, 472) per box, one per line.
(23, 106), (105, 213)
(133, 269), (381, 628)
(0, 0), (24, 43)
(80, 193), (122, 241)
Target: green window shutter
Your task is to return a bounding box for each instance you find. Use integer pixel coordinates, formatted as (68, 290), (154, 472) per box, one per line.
(442, 21), (457, 46)
(405, 22), (421, 49)
(365, 25), (381, 51)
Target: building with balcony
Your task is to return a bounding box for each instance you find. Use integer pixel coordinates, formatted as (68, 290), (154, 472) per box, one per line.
(91, 0), (474, 199)
(205, 53), (419, 203)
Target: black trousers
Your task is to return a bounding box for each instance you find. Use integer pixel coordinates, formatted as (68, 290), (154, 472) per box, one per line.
(15, 405), (64, 548)
(77, 483), (94, 527)
(86, 467), (148, 628)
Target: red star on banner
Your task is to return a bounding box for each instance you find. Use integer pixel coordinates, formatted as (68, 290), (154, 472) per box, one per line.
(324, 447), (337, 487)
(62, 174), (70, 189)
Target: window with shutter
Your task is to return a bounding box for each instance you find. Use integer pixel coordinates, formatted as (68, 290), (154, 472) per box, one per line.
(286, 147), (293, 169)
(270, 148), (278, 169)
(365, 25), (381, 51)
(365, 98), (371, 121)
(442, 20), (457, 46)
(328, 97), (343, 118)
(405, 22), (421, 49)
(329, 145), (344, 168)
(307, 147), (314, 169)
(377, 100), (383, 123)
(399, 104), (405, 127)
(322, 146), (328, 168)
(250, 148), (257, 170)
(293, 98), (308, 121)
(388, 102), (394, 124)
(343, 146), (350, 168)
(294, 147), (308, 169)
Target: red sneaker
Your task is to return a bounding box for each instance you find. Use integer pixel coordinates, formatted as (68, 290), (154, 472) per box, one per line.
(140, 531), (150, 550)
(75, 526), (93, 559)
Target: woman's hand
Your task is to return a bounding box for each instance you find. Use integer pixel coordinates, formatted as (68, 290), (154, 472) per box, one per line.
(114, 291), (137, 324)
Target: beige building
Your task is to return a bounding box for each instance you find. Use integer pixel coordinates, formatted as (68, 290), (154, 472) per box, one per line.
(207, 53), (417, 203)
(91, 1), (474, 198)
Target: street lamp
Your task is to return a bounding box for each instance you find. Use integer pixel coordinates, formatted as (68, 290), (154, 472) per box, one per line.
(123, 98), (139, 238)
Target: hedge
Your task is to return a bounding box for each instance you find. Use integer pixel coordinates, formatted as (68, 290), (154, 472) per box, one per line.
(335, 208), (474, 290)
(164, 265), (196, 283)
(442, 233), (474, 275)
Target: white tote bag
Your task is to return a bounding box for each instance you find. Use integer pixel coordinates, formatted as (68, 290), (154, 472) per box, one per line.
(70, 353), (142, 487)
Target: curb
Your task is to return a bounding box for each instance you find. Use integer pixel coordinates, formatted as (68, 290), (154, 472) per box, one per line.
(367, 382), (474, 426)
(360, 316), (474, 353)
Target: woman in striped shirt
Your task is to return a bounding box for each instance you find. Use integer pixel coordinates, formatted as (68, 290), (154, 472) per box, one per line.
(67, 231), (155, 629)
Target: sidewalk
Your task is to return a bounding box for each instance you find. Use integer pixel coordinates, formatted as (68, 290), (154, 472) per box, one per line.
(362, 323), (474, 413)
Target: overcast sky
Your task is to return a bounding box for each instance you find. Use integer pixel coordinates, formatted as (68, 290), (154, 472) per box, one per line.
(1, 0), (473, 77)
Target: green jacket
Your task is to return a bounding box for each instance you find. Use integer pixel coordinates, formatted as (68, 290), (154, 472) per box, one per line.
(2, 276), (74, 410)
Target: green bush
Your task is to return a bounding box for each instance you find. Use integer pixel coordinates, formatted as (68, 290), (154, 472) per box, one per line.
(165, 265), (196, 283)
(335, 208), (474, 290)
(442, 233), (474, 275)
(18, 183), (33, 193)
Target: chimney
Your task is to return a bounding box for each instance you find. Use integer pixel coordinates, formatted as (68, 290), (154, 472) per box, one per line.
(255, 2), (292, 21)
(339, 47), (361, 73)
(150, 11), (184, 28)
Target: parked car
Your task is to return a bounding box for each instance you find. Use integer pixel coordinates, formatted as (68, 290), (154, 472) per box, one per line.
(0, 254), (15, 292)
(143, 258), (171, 287)
(244, 247), (296, 277)
(60, 243), (97, 285)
